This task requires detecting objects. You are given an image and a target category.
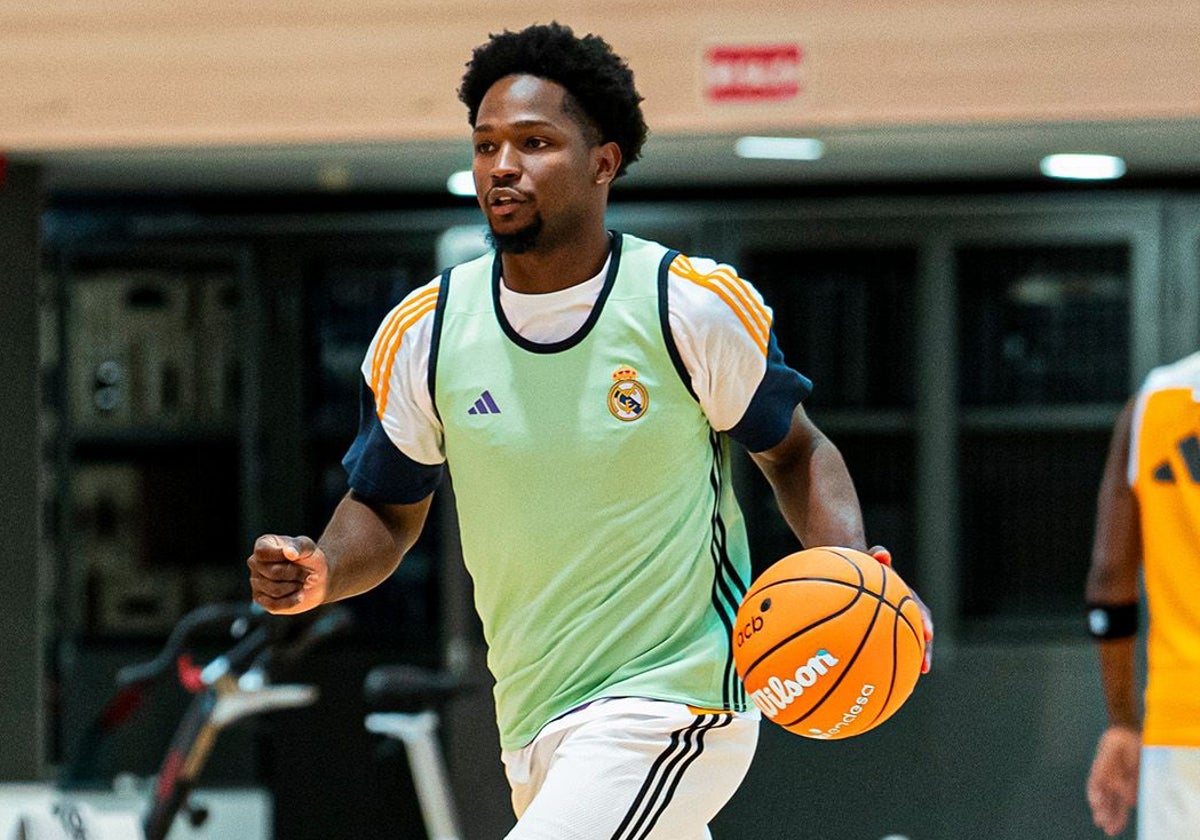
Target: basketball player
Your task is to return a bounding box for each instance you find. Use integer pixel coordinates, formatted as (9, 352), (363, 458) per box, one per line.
(248, 22), (933, 838)
(1085, 351), (1200, 838)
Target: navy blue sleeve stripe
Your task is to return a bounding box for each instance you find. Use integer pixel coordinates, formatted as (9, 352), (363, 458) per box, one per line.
(656, 248), (698, 401)
(343, 380), (444, 504)
(426, 268), (452, 424)
(727, 332), (813, 453)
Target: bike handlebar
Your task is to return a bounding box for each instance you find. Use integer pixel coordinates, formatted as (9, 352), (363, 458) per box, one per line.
(114, 602), (353, 689)
(115, 602), (262, 687)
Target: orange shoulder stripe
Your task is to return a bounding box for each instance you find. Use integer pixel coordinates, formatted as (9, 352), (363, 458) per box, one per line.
(706, 264), (771, 338)
(669, 255), (771, 356)
(371, 289), (439, 417)
(370, 285), (439, 390)
(374, 298), (437, 418)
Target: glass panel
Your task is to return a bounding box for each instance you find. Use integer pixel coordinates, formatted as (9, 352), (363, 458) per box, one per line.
(959, 429), (1109, 620)
(66, 264), (242, 435)
(68, 442), (241, 639)
(304, 246), (441, 646)
(957, 244), (1129, 405)
(736, 432), (916, 584)
(740, 248), (917, 409)
(305, 250), (435, 438)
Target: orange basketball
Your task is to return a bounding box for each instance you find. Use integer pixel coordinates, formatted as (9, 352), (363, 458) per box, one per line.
(732, 546), (925, 740)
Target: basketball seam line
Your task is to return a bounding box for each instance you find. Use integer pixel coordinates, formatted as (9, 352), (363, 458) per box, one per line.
(774, 558), (888, 730)
(741, 587), (864, 679)
(861, 607), (905, 733)
(741, 553), (868, 679)
(746, 576), (923, 642)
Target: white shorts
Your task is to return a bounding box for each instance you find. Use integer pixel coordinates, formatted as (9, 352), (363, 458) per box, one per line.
(501, 698), (759, 840)
(1138, 746), (1200, 840)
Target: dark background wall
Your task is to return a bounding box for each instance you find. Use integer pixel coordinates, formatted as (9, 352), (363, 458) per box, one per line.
(5, 184), (1194, 839)
(0, 164), (45, 780)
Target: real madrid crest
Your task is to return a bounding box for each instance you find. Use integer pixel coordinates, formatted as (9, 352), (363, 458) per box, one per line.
(608, 365), (649, 421)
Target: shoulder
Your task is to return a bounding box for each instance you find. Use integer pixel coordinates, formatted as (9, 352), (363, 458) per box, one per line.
(369, 277), (441, 354)
(379, 276), (442, 325)
(1140, 351), (1200, 394)
(366, 276), (441, 395)
(1127, 352), (1200, 485)
(1132, 351), (1200, 422)
(665, 252), (772, 356)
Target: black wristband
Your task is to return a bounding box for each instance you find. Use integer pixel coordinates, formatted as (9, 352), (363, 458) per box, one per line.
(1086, 602), (1139, 640)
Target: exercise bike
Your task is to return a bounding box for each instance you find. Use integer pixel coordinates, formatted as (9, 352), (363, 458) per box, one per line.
(13, 601), (351, 840)
(362, 664), (471, 840)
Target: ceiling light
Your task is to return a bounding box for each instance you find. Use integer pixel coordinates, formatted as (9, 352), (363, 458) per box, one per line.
(734, 136), (825, 161)
(316, 163), (351, 191)
(447, 170), (476, 196)
(1039, 153), (1126, 181)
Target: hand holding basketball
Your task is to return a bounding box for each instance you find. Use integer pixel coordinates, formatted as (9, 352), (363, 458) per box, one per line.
(247, 534), (329, 614)
(733, 546), (927, 740)
(869, 544), (934, 674)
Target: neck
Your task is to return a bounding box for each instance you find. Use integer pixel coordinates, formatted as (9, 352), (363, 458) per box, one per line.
(500, 226), (612, 294)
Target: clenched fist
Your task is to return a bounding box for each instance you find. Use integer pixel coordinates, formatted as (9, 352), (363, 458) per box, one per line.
(247, 534), (329, 615)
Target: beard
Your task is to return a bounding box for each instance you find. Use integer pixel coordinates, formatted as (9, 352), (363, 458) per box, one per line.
(487, 213), (544, 254)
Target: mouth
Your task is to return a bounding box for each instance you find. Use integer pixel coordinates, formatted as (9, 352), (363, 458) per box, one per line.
(486, 188), (527, 216)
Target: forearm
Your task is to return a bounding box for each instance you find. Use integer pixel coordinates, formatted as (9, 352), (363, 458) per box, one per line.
(1086, 399), (1142, 731)
(1087, 559), (1141, 730)
(316, 491), (423, 604)
(1096, 639), (1140, 729)
(757, 432), (867, 550)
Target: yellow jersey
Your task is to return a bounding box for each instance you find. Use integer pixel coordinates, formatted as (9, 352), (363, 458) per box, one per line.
(1129, 351), (1200, 746)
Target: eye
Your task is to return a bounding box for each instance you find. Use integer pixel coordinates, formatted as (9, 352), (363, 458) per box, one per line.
(524, 136), (550, 150)
(474, 140), (496, 154)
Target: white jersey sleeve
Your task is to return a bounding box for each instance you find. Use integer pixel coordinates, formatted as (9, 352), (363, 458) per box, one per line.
(666, 254), (811, 451)
(343, 277), (446, 503)
(362, 278), (445, 465)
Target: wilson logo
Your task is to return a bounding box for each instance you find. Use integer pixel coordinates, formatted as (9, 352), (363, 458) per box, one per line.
(749, 649), (839, 719)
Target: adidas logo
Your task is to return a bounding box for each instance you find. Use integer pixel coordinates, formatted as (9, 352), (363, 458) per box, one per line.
(1152, 433), (1200, 484)
(467, 390), (501, 415)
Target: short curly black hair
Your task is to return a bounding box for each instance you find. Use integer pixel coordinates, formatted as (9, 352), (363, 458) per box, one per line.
(458, 22), (648, 179)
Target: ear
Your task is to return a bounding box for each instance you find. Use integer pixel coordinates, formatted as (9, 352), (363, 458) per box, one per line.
(593, 141), (622, 185)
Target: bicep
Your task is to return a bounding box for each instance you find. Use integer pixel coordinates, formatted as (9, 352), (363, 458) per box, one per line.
(322, 490), (433, 560)
(359, 492), (434, 556)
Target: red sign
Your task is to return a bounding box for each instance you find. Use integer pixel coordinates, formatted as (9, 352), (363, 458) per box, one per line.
(704, 44), (803, 103)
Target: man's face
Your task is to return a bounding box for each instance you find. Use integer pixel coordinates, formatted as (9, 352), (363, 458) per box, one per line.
(471, 74), (613, 254)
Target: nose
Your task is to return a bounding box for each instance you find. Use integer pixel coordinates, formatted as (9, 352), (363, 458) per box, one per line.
(490, 142), (520, 182)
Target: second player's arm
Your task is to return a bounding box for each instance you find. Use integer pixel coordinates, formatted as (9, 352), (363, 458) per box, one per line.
(1089, 400), (1142, 729)
(1085, 398), (1143, 729)
(1084, 398), (1143, 837)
